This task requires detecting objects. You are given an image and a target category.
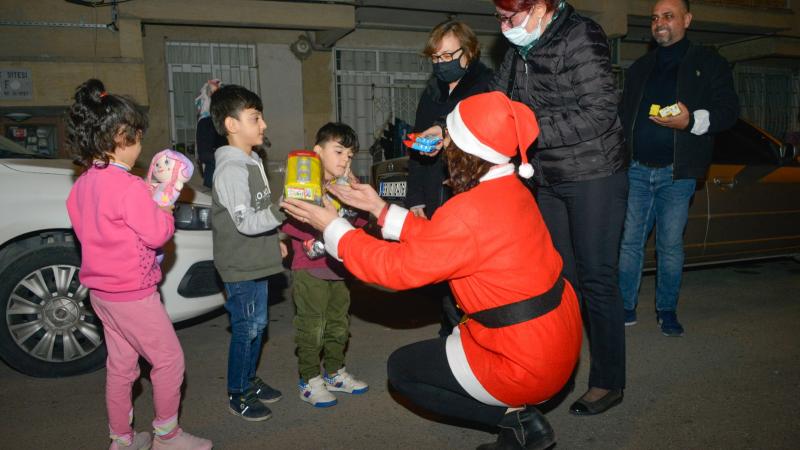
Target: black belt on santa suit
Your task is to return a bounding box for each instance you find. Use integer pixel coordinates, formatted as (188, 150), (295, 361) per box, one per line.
(462, 276), (565, 329)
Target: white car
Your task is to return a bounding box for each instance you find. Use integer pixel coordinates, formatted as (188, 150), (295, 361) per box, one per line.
(0, 136), (224, 377)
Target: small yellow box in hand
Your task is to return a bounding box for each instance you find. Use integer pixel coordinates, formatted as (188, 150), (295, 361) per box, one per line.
(658, 103), (682, 118)
(284, 150), (322, 204)
(649, 104), (661, 116)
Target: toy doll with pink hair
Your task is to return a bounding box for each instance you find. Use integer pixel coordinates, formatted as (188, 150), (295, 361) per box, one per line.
(146, 149), (194, 263)
(146, 149), (194, 207)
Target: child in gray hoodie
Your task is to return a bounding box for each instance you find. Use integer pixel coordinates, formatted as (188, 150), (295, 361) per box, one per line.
(210, 85), (285, 422)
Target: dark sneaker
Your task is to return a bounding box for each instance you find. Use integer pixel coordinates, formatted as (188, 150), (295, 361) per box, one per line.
(657, 310), (684, 337)
(624, 309), (637, 326)
(229, 388), (272, 421)
(251, 376), (282, 403)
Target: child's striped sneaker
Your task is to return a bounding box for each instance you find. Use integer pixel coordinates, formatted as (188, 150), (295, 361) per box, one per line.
(323, 367), (368, 394)
(299, 375), (337, 408)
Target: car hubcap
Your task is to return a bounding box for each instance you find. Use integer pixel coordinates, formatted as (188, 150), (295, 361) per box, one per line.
(6, 265), (103, 363)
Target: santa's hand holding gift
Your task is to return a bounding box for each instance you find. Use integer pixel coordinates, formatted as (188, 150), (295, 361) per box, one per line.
(281, 92), (582, 450)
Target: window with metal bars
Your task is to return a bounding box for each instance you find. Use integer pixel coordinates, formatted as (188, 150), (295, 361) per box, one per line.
(165, 41), (259, 156)
(734, 66), (800, 140)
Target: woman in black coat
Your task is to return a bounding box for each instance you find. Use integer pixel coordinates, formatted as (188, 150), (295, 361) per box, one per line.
(406, 20), (493, 337)
(490, 0), (629, 416)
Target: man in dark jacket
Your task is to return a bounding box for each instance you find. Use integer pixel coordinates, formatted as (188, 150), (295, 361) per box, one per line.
(618, 0), (739, 336)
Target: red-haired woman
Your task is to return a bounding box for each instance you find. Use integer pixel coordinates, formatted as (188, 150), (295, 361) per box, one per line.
(491, 0), (629, 416)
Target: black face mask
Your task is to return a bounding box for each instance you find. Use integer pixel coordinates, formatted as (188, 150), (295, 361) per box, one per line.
(433, 59), (467, 83)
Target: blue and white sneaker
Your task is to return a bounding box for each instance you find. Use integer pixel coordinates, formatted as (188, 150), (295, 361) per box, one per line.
(299, 375), (337, 408)
(324, 367), (369, 394)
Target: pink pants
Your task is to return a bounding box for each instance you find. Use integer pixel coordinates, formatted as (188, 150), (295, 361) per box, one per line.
(91, 291), (185, 443)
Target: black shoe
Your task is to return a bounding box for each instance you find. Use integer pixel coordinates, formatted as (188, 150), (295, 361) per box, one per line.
(476, 407), (555, 450)
(568, 389), (623, 416)
(229, 388), (272, 421)
(251, 376), (283, 403)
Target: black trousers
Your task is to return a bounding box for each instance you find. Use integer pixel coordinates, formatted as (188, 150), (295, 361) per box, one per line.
(535, 171), (628, 390)
(387, 338), (506, 427)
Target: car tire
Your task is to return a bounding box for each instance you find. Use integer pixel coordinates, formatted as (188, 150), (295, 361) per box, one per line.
(0, 235), (106, 377)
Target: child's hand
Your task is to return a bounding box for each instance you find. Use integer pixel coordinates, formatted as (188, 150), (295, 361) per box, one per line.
(159, 204), (175, 213)
(279, 241), (289, 258)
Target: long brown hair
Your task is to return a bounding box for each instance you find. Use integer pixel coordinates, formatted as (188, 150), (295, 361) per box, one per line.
(444, 141), (494, 194)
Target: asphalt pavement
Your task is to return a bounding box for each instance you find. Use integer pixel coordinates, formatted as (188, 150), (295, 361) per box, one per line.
(1, 258), (798, 449)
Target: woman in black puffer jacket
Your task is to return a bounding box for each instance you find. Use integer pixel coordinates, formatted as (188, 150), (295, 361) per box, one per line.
(406, 20), (493, 338)
(492, 0), (629, 417)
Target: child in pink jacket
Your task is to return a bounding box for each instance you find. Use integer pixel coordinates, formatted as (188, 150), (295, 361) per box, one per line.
(65, 78), (211, 450)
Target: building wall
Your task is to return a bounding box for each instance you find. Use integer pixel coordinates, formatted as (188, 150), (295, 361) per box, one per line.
(1, 0), (797, 163)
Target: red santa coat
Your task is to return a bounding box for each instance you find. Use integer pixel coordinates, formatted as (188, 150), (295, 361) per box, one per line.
(324, 165), (582, 406)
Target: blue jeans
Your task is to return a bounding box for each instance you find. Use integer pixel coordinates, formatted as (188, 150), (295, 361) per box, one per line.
(618, 162), (696, 313)
(224, 279), (268, 393)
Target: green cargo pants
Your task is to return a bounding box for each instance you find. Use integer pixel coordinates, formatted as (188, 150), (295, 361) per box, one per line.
(292, 270), (351, 381)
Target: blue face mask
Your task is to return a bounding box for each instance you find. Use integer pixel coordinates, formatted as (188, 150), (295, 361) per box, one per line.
(502, 11), (545, 48)
(433, 59), (467, 84)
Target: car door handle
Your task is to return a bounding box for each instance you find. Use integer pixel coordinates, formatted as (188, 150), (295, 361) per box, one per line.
(712, 177), (737, 189)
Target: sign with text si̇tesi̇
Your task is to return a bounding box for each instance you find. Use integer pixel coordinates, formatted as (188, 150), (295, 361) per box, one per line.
(0, 69), (32, 100)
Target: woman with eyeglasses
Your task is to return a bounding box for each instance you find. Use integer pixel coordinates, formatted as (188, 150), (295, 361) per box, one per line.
(406, 20), (493, 338)
(491, 0), (629, 417)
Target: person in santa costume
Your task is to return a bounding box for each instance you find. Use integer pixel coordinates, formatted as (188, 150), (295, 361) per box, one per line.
(281, 91), (582, 450)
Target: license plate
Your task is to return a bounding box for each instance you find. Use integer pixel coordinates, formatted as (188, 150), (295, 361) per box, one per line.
(379, 181), (407, 198)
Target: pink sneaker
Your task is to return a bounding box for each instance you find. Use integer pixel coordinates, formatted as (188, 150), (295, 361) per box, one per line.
(109, 431), (152, 450)
(152, 430), (212, 450)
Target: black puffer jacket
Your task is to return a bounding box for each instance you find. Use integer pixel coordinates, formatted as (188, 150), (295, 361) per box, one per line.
(491, 3), (627, 186)
(406, 60), (493, 216)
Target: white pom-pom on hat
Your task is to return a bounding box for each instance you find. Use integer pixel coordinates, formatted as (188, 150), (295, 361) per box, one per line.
(518, 163), (534, 179)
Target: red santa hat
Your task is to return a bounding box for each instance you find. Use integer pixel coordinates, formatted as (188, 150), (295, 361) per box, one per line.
(445, 91), (539, 178)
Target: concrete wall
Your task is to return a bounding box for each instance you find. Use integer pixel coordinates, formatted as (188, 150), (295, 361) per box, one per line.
(0, 0), (353, 165)
(1, 0), (797, 164)
(139, 24), (304, 161)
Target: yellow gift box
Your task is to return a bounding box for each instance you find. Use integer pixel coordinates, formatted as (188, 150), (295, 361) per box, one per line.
(284, 150), (322, 204)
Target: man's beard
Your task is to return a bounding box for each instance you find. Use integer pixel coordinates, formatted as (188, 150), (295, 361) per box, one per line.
(654, 27), (672, 46)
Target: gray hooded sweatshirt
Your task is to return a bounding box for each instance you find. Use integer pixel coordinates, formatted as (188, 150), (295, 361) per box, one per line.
(212, 145), (285, 282)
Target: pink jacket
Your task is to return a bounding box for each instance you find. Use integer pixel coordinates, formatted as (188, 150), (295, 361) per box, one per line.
(67, 165), (175, 301)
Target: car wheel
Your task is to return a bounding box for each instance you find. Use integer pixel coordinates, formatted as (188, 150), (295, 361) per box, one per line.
(0, 236), (106, 377)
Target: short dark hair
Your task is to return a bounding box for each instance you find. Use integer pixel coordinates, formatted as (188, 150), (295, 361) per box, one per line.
(315, 122), (359, 153)
(210, 84), (263, 136)
(66, 78), (148, 168)
(681, 0), (691, 12)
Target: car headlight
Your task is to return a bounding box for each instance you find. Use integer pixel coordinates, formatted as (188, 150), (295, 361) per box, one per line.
(174, 202), (212, 230)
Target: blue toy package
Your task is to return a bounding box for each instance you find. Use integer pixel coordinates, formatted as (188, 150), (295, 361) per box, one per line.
(403, 133), (442, 153)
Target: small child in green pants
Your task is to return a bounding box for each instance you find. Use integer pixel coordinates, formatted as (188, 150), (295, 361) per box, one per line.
(281, 122), (368, 407)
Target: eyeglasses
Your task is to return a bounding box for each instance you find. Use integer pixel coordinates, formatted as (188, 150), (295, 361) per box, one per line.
(431, 47), (464, 63)
(494, 11), (522, 26)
